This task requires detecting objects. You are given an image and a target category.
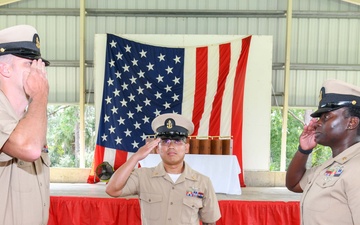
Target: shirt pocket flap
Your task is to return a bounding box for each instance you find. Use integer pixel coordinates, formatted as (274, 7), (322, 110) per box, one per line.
(16, 160), (32, 168)
(315, 176), (340, 188)
(41, 152), (51, 167)
(140, 193), (163, 204)
(183, 196), (203, 209)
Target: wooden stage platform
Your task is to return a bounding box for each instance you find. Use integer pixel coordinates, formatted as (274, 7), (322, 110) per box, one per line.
(49, 183), (302, 225)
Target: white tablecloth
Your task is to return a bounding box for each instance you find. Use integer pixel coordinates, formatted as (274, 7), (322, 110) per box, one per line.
(139, 154), (241, 195)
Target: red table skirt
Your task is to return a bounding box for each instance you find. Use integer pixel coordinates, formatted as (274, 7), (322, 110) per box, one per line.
(49, 196), (300, 225)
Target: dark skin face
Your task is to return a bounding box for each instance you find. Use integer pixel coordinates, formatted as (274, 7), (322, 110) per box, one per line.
(314, 107), (360, 157)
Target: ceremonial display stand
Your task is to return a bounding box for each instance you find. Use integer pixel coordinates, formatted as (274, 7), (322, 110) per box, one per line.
(188, 136), (232, 155)
(146, 136), (233, 155)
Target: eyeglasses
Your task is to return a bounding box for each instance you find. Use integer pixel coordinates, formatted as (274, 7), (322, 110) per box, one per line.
(159, 139), (186, 146)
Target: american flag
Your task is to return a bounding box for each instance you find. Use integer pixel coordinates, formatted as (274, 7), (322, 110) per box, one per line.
(88, 34), (252, 186)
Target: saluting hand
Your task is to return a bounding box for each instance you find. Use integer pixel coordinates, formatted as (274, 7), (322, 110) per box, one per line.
(299, 118), (318, 150)
(23, 59), (49, 100)
(134, 138), (161, 161)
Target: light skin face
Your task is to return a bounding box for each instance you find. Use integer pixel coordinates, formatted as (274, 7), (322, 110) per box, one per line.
(156, 138), (190, 173)
(0, 55), (47, 112)
(1, 56), (30, 90)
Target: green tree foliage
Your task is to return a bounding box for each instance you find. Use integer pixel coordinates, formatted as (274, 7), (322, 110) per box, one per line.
(270, 108), (332, 171)
(47, 105), (96, 167)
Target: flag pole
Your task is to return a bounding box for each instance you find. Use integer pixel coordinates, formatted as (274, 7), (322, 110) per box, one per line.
(280, 0), (293, 172)
(79, 0), (86, 168)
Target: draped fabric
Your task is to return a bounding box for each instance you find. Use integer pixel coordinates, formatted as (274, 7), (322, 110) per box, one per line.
(87, 34), (252, 187)
(217, 200), (300, 225)
(49, 197), (300, 225)
(49, 197), (141, 225)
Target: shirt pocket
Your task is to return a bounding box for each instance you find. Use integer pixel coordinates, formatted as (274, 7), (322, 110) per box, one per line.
(306, 176), (340, 211)
(139, 193), (163, 221)
(181, 196), (203, 224)
(40, 152), (51, 185)
(11, 160), (35, 192)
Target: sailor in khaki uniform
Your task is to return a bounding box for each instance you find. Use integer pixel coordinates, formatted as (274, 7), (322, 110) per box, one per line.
(0, 25), (50, 225)
(286, 79), (360, 225)
(106, 113), (221, 225)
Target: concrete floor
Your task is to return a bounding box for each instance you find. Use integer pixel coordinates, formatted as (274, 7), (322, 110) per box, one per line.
(50, 183), (302, 202)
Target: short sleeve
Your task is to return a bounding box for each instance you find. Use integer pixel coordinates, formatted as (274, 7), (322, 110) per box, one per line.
(299, 167), (317, 190)
(120, 169), (141, 196)
(199, 176), (221, 223)
(0, 91), (18, 158)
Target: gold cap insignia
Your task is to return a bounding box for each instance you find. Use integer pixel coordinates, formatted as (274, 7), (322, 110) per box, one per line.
(36, 37), (40, 49)
(166, 119), (173, 129)
(352, 100), (357, 105)
(0, 48), (5, 52)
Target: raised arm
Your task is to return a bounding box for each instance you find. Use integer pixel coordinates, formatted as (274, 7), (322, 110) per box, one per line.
(106, 138), (161, 197)
(2, 59), (48, 162)
(286, 118), (318, 193)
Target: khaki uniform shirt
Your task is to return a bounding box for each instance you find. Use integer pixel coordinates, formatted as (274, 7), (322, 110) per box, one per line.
(0, 91), (50, 225)
(120, 161), (221, 225)
(299, 142), (360, 225)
